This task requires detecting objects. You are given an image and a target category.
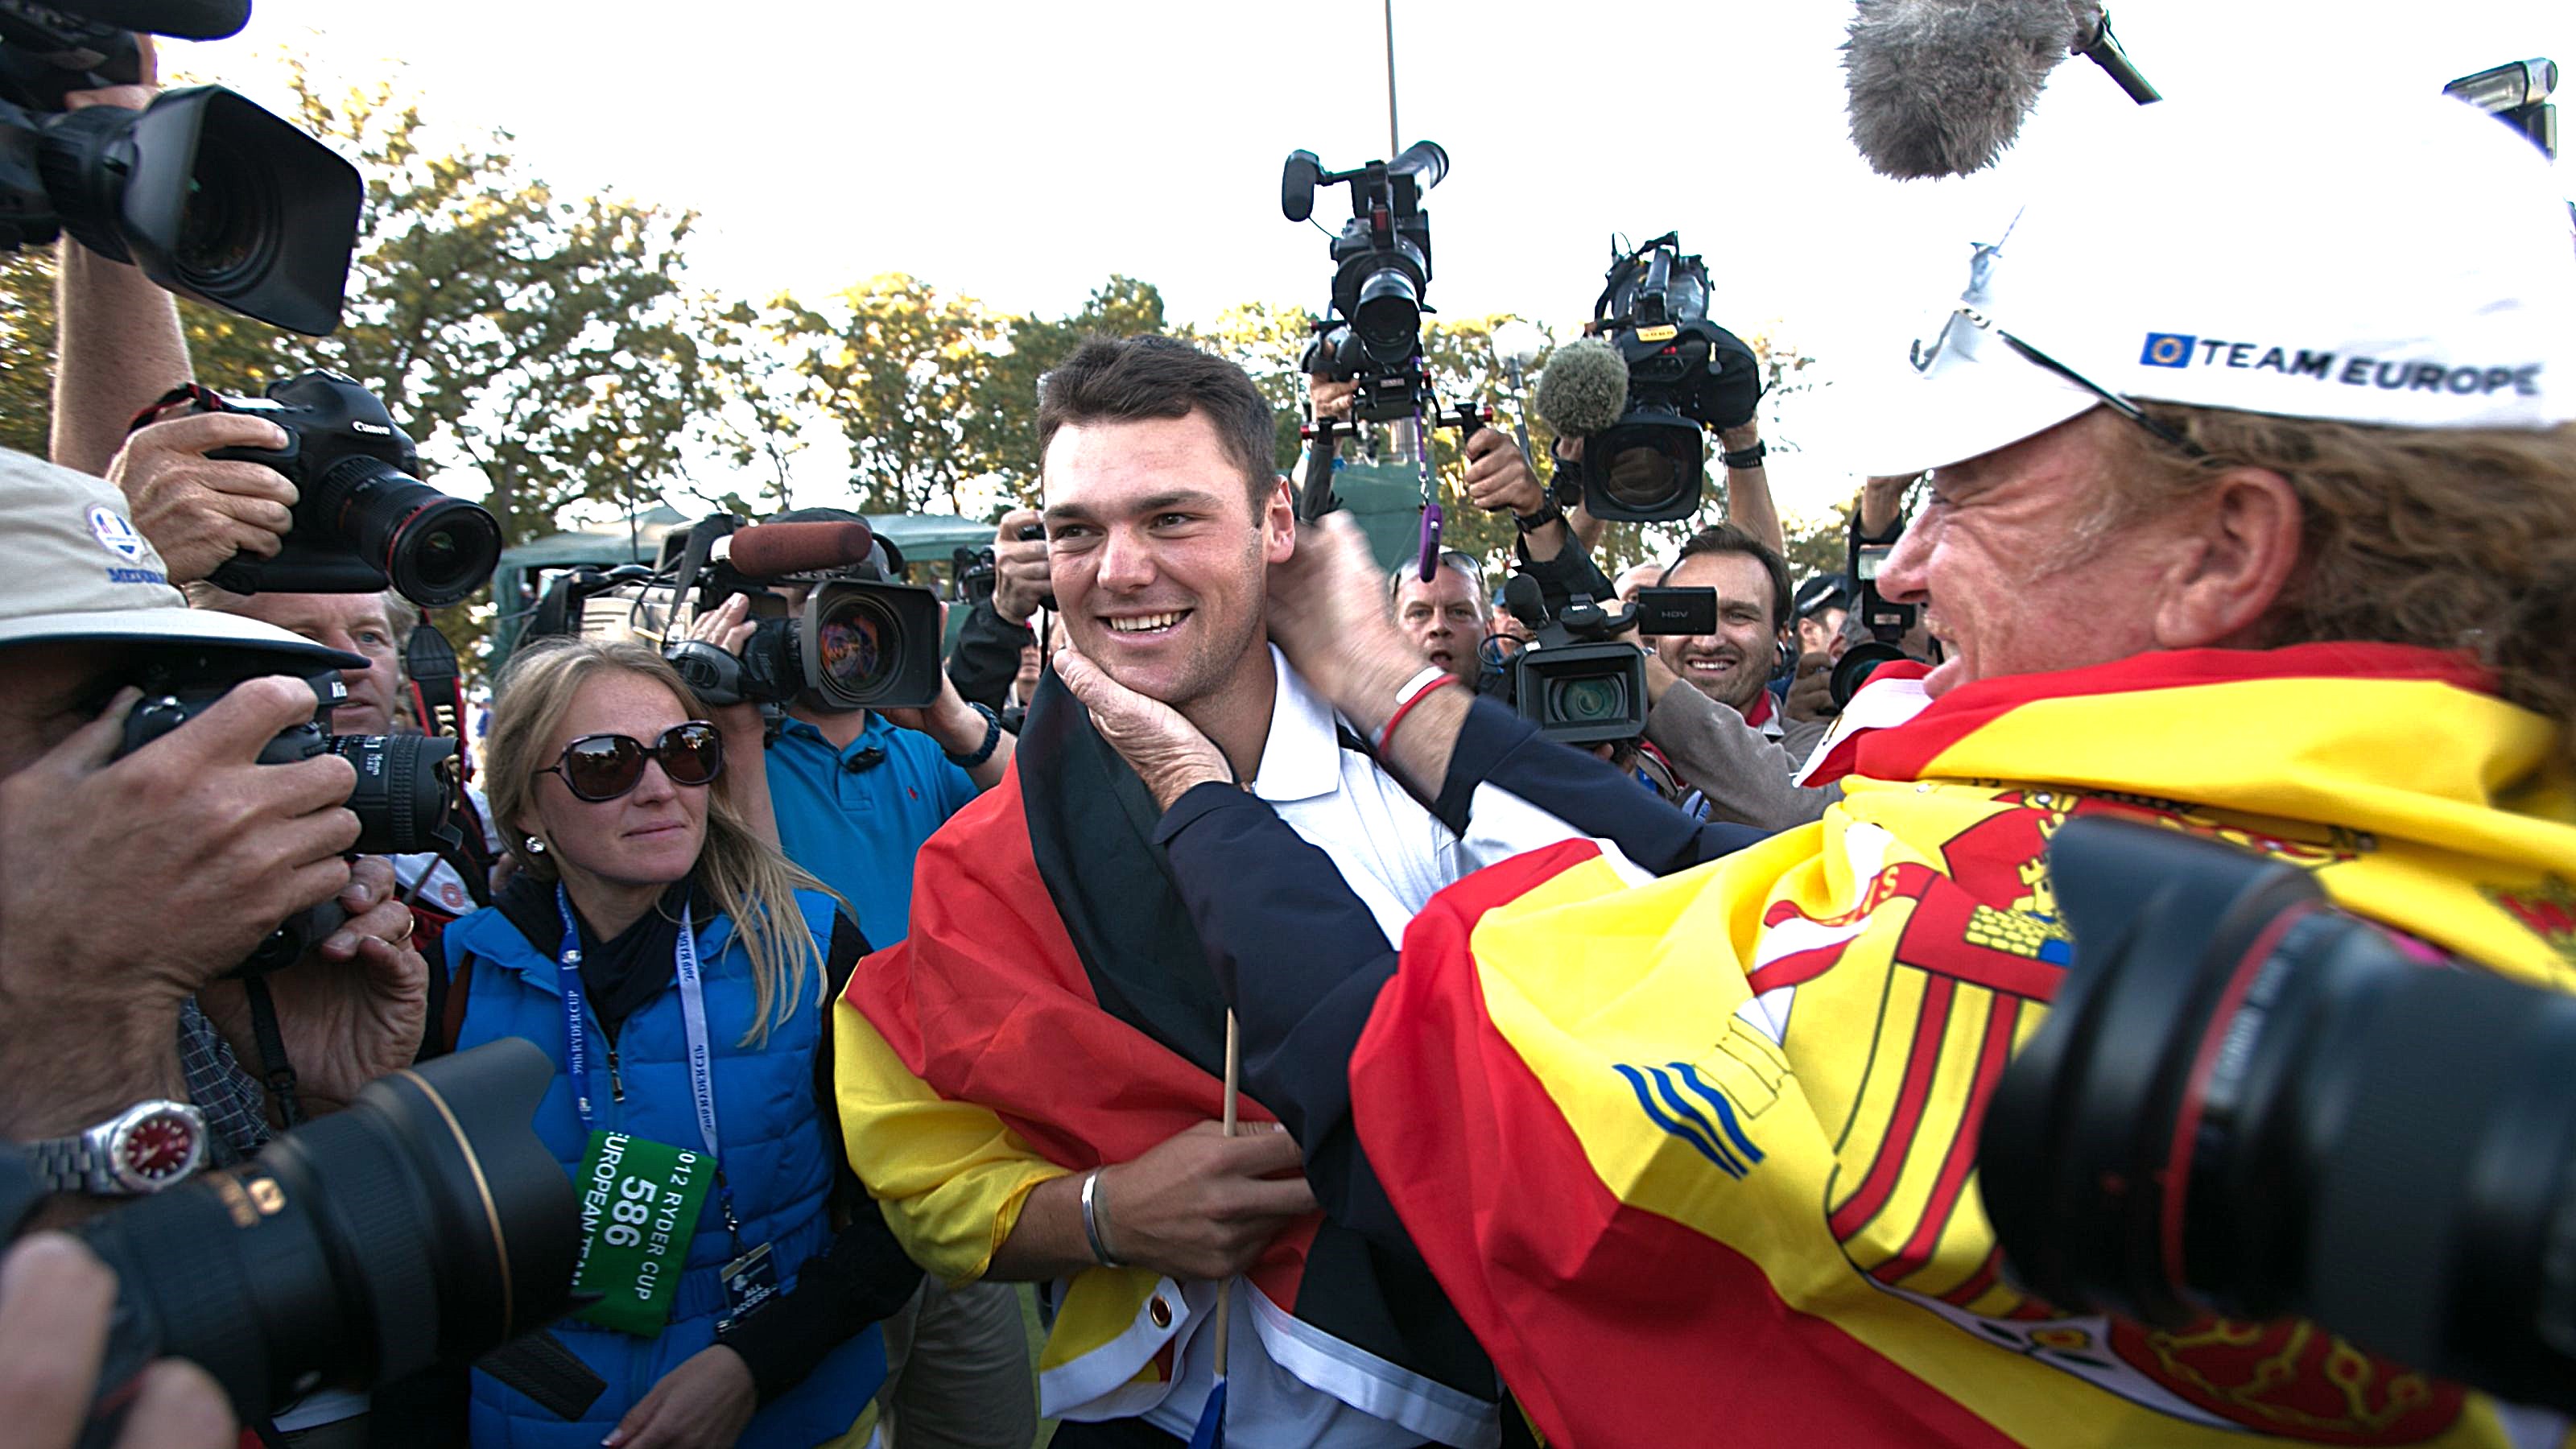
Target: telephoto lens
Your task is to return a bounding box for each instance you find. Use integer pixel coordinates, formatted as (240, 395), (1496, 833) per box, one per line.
(0, 1039), (584, 1436)
(300, 452), (502, 609)
(1978, 816), (2576, 1414)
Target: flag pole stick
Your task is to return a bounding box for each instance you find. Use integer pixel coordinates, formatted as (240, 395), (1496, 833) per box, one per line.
(1214, 1009), (1240, 1376)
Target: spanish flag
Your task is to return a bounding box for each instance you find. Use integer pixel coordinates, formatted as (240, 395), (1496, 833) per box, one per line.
(837, 672), (1500, 1445)
(1349, 644), (2576, 1448)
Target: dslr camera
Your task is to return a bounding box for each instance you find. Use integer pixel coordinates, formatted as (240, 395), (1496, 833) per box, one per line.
(185, 371), (502, 609)
(533, 512), (943, 712)
(1980, 817), (2576, 1415)
(1827, 539), (1926, 710)
(0, 1039), (589, 1445)
(1496, 575), (1715, 745)
(1571, 233), (1763, 524)
(0, 0), (361, 335)
(115, 643), (464, 973)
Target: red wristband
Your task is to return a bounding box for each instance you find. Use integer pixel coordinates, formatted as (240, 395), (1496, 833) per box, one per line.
(1374, 671), (1459, 758)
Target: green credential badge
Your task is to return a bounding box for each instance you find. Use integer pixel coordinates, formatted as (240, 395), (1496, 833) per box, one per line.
(572, 1130), (713, 1337)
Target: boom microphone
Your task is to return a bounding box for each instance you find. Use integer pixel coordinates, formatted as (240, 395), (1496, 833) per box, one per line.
(718, 521), (875, 579)
(27, 0), (256, 40)
(1843, 0), (2160, 180)
(1532, 336), (1629, 438)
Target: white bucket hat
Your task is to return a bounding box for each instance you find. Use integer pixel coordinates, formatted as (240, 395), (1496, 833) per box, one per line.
(1851, 92), (2576, 477)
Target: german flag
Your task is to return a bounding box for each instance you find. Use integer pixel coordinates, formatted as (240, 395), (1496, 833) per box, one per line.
(837, 673), (1499, 1444)
(1346, 645), (2576, 1448)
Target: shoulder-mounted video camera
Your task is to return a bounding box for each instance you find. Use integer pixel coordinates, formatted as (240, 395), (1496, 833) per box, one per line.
(1495, 574), (1715, 745)
(1575, 232), (1763, 523)
(530, 512), (943, 712)
(0, 0), (361, 335)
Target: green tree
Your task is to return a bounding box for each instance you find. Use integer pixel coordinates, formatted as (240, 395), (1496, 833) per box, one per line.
(1780, 502), (1854, 583)
(780, 274), (998, 516)
(0, 252), (56, 456)
(1191, 299), (1319, 473)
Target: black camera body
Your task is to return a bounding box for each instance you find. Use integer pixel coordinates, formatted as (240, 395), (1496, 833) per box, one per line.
(195, 372), (501, 609)
(1827, 541), (1926, 709)
(114, 655), (462, 973)
(0, 2), (361, 335)
(0, 1039), (584, 1443)
(1577, 233), (1763, 524)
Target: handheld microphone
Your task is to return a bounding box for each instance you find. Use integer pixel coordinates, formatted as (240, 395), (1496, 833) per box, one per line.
(1531, 337), (1629, 438)
(718, 521), (875, 579)
(32, 0), (256, 40)
(1842, 0), (2161, 180)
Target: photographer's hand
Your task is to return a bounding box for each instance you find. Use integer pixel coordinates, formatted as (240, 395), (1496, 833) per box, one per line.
(679, 595), (779, 848)
(1784, 650), (1837, 724)
(879, 670), (1015, 791)
(0, 678), (358, 1138)
(197, 857), (427, 1119)
(0, 1236), (233, 1449)
(989, 509), (1051, 628)
(1051, 646), (1228, 810)
(109, 413), (299, 584)
(1307, 374), (1357, 421)
(607, 1344), (755, 1449)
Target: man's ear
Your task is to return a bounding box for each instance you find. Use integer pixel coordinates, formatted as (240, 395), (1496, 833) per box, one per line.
(1262, 477), (1296, 565)
(2153, 466), (2303, 650)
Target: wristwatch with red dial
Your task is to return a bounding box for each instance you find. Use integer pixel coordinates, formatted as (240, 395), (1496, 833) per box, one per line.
(24, 1100), (207, 1196)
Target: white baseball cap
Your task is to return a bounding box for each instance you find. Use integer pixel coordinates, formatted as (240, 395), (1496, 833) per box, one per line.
(1849, 92), (2576, 477)
(0, 448), (354, 669)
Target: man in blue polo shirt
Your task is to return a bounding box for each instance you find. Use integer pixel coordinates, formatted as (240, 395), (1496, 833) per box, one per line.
(756, 508), (1029, 1449)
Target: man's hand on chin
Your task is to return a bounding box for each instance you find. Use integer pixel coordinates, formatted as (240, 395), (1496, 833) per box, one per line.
(1052, 646), (1232, 810)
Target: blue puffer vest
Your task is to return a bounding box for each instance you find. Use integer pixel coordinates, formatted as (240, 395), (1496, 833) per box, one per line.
(443, 887), (886, 1449)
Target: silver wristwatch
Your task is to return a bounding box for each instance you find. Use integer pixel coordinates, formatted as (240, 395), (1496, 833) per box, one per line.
(24, 1100), (208, 1196)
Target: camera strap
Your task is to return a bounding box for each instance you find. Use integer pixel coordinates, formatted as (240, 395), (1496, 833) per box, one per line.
(552, 888), (742, 1249)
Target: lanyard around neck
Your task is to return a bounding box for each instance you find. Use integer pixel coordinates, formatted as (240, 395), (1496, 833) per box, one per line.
(553, 886), (720, 1162)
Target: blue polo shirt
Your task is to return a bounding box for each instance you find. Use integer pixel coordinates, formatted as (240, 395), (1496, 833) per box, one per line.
(764, 712), (980, 948)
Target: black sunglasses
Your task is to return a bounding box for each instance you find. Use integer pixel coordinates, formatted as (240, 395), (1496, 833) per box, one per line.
(535, 721), (725, 803)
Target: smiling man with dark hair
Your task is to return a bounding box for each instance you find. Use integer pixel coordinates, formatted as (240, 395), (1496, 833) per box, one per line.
(828, 335), (1748, 1448)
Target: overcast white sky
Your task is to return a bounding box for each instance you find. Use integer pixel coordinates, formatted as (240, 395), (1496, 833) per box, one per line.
(177, 0), (2574, 521)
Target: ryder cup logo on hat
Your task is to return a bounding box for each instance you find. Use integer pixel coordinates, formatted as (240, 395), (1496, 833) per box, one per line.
(1850, 93), (2576, 477)
(87, 504), (148, 564)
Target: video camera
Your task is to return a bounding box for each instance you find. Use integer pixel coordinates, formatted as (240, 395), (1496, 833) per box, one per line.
(0, 1038), (593, 1445)
(110, 643), (463, 975)
(530, 511), (943, 712)
(1979, 816), (2576, 1416)
(1496, 573), (1715, 745)
(172, 371), (502, 609)
(0, 0), (361, 336)
(1280, 139), (1487, 532)
(1571, 233), (1763, 524)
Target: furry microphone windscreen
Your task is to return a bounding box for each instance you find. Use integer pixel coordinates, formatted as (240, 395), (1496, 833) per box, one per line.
(1842, 0), (2099, 179)
(1533, 337), (1631, 437)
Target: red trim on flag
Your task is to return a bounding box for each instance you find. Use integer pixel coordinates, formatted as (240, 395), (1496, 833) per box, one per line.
(1356, 857), (2019, 1449)
(1870, 997), (2020, 1287)
(1853, 642), (2494, 783)
(1828, 976), (1955, 1243)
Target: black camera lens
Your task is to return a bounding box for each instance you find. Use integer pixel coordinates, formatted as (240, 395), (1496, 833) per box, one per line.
(1352, 267), (1422, 365)
(812, 591), (898, 703)
(327, 733), (460, 855)
(173, 124), (273, 290)
(305, 456), (502, 608)
(1828, 640), (1913, 711)
(1548, 673), (1630, 727)
(56, 1039), (580, 1422)
(1583, 420), (1704, 523)
(1979, 818), (2576, 1414)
